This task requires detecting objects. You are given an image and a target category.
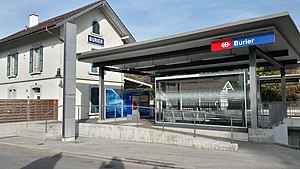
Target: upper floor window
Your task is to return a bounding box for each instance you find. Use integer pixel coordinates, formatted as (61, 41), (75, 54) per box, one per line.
(92, 21), (100, 34)
(29, 46), (43, 74)
(7, 53), (18, 77)
(90, 48), (99, 74)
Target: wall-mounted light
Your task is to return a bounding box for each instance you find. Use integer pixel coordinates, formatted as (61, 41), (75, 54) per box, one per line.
(121, 36), (130, 44)
(55, 68), (62, 78)
(120, 36), (129, 40)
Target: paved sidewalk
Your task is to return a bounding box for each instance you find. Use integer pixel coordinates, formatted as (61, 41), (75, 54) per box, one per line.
(0, 136), (299, 169)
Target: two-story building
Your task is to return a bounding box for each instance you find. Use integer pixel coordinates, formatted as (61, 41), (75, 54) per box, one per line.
(0, 0), (135, 120)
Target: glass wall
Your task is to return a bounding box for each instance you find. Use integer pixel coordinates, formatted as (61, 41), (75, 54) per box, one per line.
(155, 71), (248, 127)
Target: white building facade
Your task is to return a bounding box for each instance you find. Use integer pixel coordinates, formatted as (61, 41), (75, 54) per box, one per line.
(0, 1), (135, 120)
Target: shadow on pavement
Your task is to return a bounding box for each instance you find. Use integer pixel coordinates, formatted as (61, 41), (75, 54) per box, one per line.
(21, 152), (62, 169)
(99, 156), (125, 169)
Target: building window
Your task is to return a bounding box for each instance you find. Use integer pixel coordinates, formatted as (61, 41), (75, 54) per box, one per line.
(92, 21), (100, 34)
(91, 65), (98, 73)
(90, 87), (99, 113)
(7, 53), (18, 77)
(90, 48), (99, 74)
(29, 46), (43, 74)
(31, 86), (41, 100)
(8, 88), (17, 99)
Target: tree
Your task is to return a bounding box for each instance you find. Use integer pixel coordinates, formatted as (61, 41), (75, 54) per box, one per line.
(259, 68), (300, 101)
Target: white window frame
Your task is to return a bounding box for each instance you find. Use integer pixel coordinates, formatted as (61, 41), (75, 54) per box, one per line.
(91, 20), (102, 36)
(7, 53), (18, 78)
(30, 46), (43, 75)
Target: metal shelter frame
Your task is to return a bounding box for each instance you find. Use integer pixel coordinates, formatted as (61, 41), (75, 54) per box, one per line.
(77, 12), (300, 128)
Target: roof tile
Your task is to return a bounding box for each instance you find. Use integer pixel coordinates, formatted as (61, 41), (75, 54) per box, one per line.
(0, 1), (100, 44)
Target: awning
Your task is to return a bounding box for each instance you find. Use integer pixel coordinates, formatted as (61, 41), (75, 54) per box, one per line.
(78, 12), (300, 76)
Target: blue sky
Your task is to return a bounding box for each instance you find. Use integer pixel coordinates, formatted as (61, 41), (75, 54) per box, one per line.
(0, 0), (299, 41)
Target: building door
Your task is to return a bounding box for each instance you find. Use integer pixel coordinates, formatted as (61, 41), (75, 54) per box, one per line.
(90, 87), (99, 113)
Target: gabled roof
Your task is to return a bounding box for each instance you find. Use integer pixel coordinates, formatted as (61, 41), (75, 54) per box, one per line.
(0, 0), (135, 45)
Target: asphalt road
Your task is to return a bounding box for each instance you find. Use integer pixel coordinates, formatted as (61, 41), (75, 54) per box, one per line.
(1, 136), (300, 169)
(0, 144), (164, 169)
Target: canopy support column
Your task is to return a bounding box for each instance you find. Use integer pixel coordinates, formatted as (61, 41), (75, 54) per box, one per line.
(98, 66), (105, 122)
(281, 68), (287, 119)
(249, 46), (258, 128)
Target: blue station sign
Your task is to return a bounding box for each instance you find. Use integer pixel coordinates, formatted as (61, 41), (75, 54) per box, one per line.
(211, 32), (275, 51)
(232, 32), (275, 48)
(88, 35), (104, 46)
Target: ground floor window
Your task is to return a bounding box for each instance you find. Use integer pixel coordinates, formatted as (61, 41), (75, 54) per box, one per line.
(8, 88), (16, 99)
(31, 86), (41, 100)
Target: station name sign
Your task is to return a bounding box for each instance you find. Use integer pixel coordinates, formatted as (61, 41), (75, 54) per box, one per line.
(88, 35), (104, 46)
(211, 32), (275, 52)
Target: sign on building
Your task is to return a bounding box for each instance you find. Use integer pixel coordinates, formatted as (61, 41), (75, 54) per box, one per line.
(211, 32), (275, 52)
(88, 35), (104, 46)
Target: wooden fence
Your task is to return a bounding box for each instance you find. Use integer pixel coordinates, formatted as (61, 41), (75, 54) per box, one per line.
(0, 99), (58, 123)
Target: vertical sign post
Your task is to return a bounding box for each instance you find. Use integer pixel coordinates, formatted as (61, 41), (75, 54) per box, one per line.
(62, 22), (77, 142)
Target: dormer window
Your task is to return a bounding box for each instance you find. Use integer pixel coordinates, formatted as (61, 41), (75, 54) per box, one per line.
(92, 21), (100, 34)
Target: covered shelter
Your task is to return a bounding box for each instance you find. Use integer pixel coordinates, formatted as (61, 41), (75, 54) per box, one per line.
(78, 12), (300, 128)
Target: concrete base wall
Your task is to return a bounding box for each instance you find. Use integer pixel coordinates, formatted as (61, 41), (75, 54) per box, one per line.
(284, 118), (300, 127)
(0, 121), (63, 141)
(152, 126), (248, 141)
(248, 128), (274, 143)
(1, 122), (239, 151)
(43, 123), (62, 140)
(274, 124), (288, 145)
(0, 122), (27, 138)
(79, 123), (238, 151)
(249, 124), (288, 145)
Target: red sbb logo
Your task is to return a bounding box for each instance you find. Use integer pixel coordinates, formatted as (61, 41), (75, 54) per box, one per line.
(221, 42), (230, 48)
(211, 39), (232, 52)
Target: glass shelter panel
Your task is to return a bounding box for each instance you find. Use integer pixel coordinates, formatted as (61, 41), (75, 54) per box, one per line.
(155, 71), (248, 127)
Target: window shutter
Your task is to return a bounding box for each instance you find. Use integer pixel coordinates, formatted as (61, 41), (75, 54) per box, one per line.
(29, 49), (33, 73)
(14, 53), (18, 76)
(7, 56), (10, 77)
(39, 46), (43, 72)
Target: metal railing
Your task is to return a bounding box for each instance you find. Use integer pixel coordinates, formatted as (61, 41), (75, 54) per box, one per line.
(157, 109), (238, 143)
(287, 102), (300, 118)
(44, 105), (63, 133)
(259, 101), (300, 128)
(42, 104), (236, 142)
(44, 105), (123, 133)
